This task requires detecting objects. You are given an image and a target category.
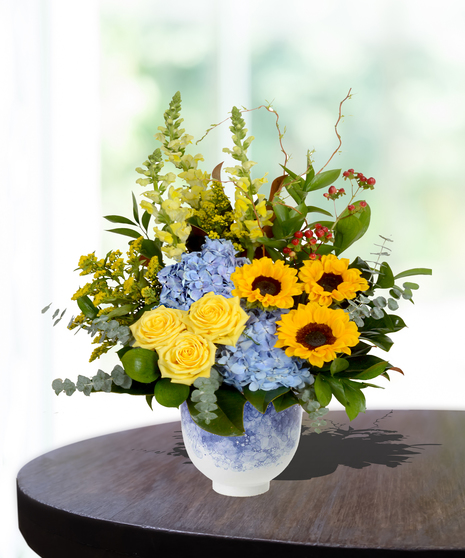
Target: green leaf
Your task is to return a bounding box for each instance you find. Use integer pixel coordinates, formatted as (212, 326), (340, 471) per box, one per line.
(255, 237), (288, 249)
(132, 192), (140, 224)
(314, 374), (332, 406)
(77, 295), (98, 319)
(394, 268), (432, 280)
(389, 287), (402, 299)
(279, 164), (300, 181)
(273, 202), (289, 223)
(243, 385), (290, 414)
(146, 394), (154, 410)
(272, 391), (299, 412)
(333, 202), (371, 256)
(272, 220), (284, 239)
(336, 355), (389, 375)
(360, 332), (394, 352)
(361, 313), (407, 334)
(154, 378), (189, 408)
(141, 210), (151, 231)
(307, 219), (334, 231)
(349, 341), (373, 357)
(352, 360), (389, 381)
(281, 202), (307, 236)
(187, 387), (246, 436)
(304, 163), (315, 186)
(342, 380), (366, 420)
(305, 205), (334, 217)
(117, 346), (132, 360)
(106, 304), (136, 318)
(141, 239), (163, 261)
(104, 215), (138, 226)
(326, 376), (348, 406)
(330, 358), (350, 375)
(106, 228), (142, 240)
(375, 262), (395, 289)
(403, 281), (419, 290)
(307, 169), (341, 192)
(265, 245), (284, 261)
(121, 348), (160, 383)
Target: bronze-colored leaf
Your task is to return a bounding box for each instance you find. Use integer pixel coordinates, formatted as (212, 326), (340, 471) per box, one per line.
(212, 162), (224, 182)
(269, 174), (286, 203)
(388, 366), (404, 375)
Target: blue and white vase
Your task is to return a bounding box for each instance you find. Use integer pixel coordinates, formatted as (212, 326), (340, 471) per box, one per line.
(180, 401), (302, 497)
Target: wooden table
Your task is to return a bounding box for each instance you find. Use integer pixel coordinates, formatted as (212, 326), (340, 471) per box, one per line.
(17, 410), (465, 557)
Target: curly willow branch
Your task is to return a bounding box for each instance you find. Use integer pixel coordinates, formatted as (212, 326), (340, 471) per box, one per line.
(317, 88), (352, 174)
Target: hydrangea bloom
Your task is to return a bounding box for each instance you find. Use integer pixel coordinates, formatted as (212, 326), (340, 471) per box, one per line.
(216, 308), (314, 392)
(158, 238), (248, 310)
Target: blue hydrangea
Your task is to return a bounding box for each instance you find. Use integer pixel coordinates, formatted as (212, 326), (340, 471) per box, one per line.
(157, 238), (249, 311)
(216, 308), (314, 392)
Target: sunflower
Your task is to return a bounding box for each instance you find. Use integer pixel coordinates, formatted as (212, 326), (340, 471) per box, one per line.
(230, 257), (303, 309)
(275, 302), (360, 367)
(299, 254), (369, 307)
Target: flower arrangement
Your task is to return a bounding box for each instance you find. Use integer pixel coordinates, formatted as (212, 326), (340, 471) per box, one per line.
(47, 91), (431, 436)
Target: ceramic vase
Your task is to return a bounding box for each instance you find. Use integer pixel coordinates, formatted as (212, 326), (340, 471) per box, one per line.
(180, 401), (302, 497)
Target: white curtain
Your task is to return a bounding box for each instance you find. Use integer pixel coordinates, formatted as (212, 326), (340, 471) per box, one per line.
(1, 1), (101, 556)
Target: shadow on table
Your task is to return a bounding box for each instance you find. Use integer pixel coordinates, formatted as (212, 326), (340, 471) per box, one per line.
(277, 411), (439, 481)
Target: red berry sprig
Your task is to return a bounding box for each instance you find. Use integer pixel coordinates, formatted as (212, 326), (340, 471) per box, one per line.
(342, 168), (376, 190)
(323, 184), (346, 201)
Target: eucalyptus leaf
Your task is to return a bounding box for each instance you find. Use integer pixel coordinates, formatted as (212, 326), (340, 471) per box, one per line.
(187, 387), (246, 436)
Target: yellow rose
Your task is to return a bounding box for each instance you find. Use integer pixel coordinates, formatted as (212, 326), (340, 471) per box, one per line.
(184, 293), (249, 347)
(157, 332), (216, 385)
(129, 306), (188, 350)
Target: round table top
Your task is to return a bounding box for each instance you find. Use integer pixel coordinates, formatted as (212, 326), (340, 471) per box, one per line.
(17, 409), (465, 557)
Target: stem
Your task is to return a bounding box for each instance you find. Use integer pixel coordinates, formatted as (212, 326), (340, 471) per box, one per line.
(318, 88), (352, 174)
(330, 185), (361, 232)
(197, 103), (289, 169)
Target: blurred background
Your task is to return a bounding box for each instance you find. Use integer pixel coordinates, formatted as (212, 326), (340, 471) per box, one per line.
(2, 0), (464, 555)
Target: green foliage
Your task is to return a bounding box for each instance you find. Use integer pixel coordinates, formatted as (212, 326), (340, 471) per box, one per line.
(187, 385), (247, 436)
(333, 201), (371, 255)
(272, 390), (299, 412)
(121, 348), (160, 383)
(296, 385), (328, 433)
(190, 368), (223, 423)
(243, 386), (290, 414)
(52, 365), (133, 397)
(154, 378), (189, 408)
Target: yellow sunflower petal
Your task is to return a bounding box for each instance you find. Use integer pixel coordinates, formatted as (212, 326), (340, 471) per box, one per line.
(299, 254), (369, 307)
(231, 257), (303, 309)
(274, 301), (360, 368)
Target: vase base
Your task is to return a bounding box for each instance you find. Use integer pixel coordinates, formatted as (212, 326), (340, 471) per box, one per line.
(212, 481), (270, 497)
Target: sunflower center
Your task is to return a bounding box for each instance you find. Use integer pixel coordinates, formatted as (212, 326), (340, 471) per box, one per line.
(296, 323), (336, 349)
(251, 275), (282, 297)
(317, 272), (343, 293)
